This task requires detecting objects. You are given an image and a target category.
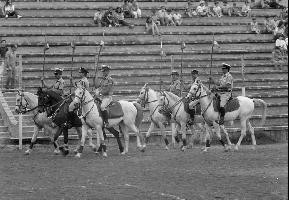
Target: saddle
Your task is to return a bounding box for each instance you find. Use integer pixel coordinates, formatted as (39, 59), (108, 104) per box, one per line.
(213, 95), (240, 113)
(182, 98), (202, 115)
(107, 101), (124, 119)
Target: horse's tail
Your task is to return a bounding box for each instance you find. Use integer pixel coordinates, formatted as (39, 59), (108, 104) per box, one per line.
(133, 102), (144, 128)
(253, 98), (267, 127)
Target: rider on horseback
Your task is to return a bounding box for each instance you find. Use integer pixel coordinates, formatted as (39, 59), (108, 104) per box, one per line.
(41, 68), (65, 96)
(186, 69), (202, 126)
(209, 63), (234, 125)
(94, 65), (114, 128)
(168, 70), (181, 96)
(71, 67), (90, 89)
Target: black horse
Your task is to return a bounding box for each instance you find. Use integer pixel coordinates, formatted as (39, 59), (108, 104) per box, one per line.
(37, 88), (124, 155)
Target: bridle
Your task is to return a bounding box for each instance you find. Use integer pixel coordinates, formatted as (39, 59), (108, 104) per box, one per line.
(159, 91), (183, 121)
(138, 87), (158, 107)
(16, 93), (38, 114)
(74, 88), (95, 119)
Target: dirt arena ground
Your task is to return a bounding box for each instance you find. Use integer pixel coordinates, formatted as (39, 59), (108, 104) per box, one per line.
(0, 143), (287, 200)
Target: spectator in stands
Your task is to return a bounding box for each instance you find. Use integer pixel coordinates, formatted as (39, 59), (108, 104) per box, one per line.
(145, 16), (160, 36)
(196, 1), (208, 17)
(122, 0), (133, 18)
(172, 9), (182, 26)
(166, 9), (175, 26)
(94, 8), (103, 27)
(131, 0), (141, 18)
(185, 0), (197, 17)
(250, 17), (261, 34)
(157, 6), (169, 26)
(275, 35), (287, 52)
(264, 0), (286, 9)
(250, 0), (269, 8)
(204, 1), (214, 17)
(151, 9), (161, 26)
(231, 2), (242, 16)
(114, 7), (134, 28)
(213, 1), (223, 18)
(274, 21), (286, 39)
(241, 1), (251, 17)
(0, 39), (8, 81)
(4, 44), (17, 89)
(280, 8), (288, 20)
(272, 46), (284, 70)
(221, 1), (232, 16)
(101, 7), (118, 27)
(264, 16), (275, 33)
(2, 0), (22, 19)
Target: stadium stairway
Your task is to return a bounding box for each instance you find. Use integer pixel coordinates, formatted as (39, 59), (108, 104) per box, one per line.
(0, 0), (288, 145)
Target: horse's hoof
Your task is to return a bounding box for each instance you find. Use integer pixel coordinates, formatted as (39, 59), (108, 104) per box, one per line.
(92, 147), (97, 152)
(165, 146), (169, 150)
(75, 153), (81, 158)
(59, 147), (69, 156)
(54, 149), (60, 155)
(24, 149), (31, 155)
(102, 152), (107, 157)
(73, 149), (78, 154)
(121, 151), (126, 155)
(181, 146), (186, 152)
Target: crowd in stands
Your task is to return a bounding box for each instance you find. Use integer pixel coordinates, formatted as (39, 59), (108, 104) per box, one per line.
(0, 0), (22, 19)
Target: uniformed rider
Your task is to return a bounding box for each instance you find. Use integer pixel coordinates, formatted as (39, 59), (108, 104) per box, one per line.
(209, 63), (234, 125)
(41, 68), (65, 96)
(94, 65), (114, 127)
(71, 67), (90, 89)
(168, 70), (181, 96)
(186, 69), (202, 125)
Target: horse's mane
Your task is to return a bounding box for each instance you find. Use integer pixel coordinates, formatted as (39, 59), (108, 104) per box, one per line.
(45, 90), (63, 102)
(164, 91), (181, 102)
(23, 92), (38, 105)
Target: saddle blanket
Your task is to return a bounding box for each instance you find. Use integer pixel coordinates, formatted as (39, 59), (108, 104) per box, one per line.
(182, 98), (202, 115)
(107, 101), (124, 119)
(213, 96), (240, 113)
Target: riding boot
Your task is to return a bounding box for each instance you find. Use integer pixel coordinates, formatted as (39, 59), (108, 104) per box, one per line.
(102, 110), (109, 128)
(219, 107), (225, 125)
(188, 109), (195, 126)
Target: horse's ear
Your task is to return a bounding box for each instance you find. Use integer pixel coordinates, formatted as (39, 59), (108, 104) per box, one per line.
(37, 87), (43, 95)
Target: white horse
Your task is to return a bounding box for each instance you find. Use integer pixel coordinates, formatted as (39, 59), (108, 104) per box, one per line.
(69, 86), (145, 158)
(187, 82), (267, 151)
(15, 91), (94, 155)
(137, 84), (208, 149)
(158, 90), (212, 151)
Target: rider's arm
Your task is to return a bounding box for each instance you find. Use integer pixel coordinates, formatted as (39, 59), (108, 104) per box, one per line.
(100, 79), (113, 95)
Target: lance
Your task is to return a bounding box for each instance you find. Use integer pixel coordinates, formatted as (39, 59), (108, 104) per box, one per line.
(70, 41), (76, 93)
(93, 30), (105, 88)
(159, 36), (164, 91)
(180, 41), (186, 97)
(209, 34), (215, 89)
(42, 36), (49, 87)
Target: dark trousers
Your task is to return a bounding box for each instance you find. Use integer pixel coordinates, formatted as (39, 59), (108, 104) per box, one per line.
(6, 11), (20, 18)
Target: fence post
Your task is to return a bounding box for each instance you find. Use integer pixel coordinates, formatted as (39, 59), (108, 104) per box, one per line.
(18, 55), (23, 149)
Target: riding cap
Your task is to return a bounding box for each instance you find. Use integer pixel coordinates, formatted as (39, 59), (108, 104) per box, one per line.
(54, 68), (63, 75)
(79, 67), (89, 74)
(191, 69), (199, 74)
(171, 70), (179, 75)
(101, 65), (111, 71)
(222, 63), (231, 70)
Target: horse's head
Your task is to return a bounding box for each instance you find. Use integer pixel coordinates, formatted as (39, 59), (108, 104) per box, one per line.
(69, 86), (85, 112)
(187, 82), (202, 100)
(15, 90), (29, 114)
(37, 88), (54, 113)
(137, 83), (149, 107)
(158, 91), (168, 107)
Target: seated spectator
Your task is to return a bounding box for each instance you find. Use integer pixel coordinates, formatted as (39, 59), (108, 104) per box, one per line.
(213, 1), (223, 18)
(145, 16), (160, 36)
(0, 39), (8, 79)
(204, 1), (214, 17)
(275, 35), (287, 52)
(172, 9), (182, 26)
(272, 46), (285, 70)
(280, 8), (288, 20)
(94, 9), (103, 27)
(196, 1), (208, 17)
(274, 21), (286, 39)
(231, 2), (242, 16)
(185, 0), (197, 17)
(166, 9), (175, 26)
(221, 1), (232, 16)
(151, 9), (161, 26)
(250, 0), (269, 9)
(131, 0), (141, 18)
(241, 1), (251, 17)
(157, 6), (169, 26)
(264, 0), (286, 9)
(250, 17), (261, 34)
(101, 7), (118, 27)
(122, 0), (133, 18)
(3, 0), (22, 19)
(113, 7), (134, 28)
(264, 16), (275, 33)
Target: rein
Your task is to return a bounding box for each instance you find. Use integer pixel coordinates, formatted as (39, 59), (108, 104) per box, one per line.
(160, 92), (184, 120)
(16, 94), (39, 114)
(75, 88), (95, 120)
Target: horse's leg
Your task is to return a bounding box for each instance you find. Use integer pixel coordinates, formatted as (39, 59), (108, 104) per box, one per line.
(213, 122), (229, 152)
(171, 122), (177, 148)
(180, 122), (187, 151)
(25, 126), (39, 155)
(120, 124), (129, 154)
(158, 122), (169, 150)
(202, 123), (212, 152)
(52, 127), (62, 155)
(87, 129), (97, 152)
(107, 127), (124, 154)
(96, 125), (107, 157)
(144, 122), (155, 145)
(235, 119), (247, 151)
(220, 125), (233, 149)
(58, 127), (70, 156)
(75, 125), (87, 158)
(128, 123), (145, 152)
(247, 120), (256, 150)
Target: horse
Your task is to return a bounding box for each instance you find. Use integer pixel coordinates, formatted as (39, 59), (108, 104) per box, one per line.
(137, 84), (208, 149)
(69, 86), (145, 158)
(14, 90), (81, 155)
(187, 82), (267, 151)
(158, 90), (212, 151)
(37, 88), (97, 156)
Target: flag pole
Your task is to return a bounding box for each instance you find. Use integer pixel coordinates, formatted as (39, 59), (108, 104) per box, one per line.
(93, 30), (105, 88)
(241, 54), (246, 96)
(209, 34), (215, 90)
(42, 35), (49, 88)
(70, 41), (76, 94)
(159, 36), (164, 91)
(180, 41), (186, 97)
